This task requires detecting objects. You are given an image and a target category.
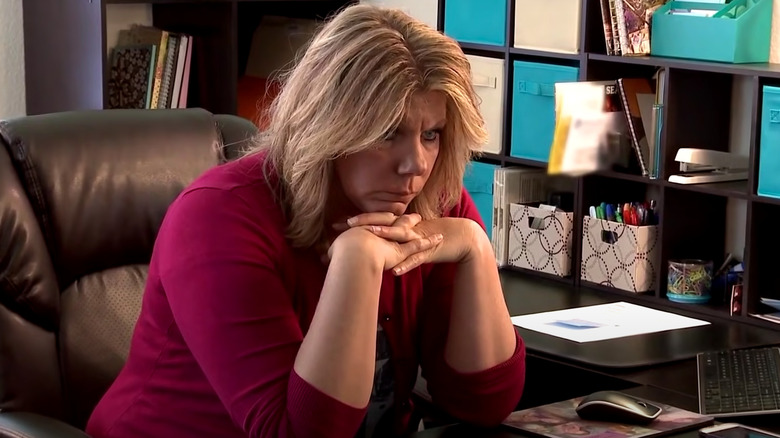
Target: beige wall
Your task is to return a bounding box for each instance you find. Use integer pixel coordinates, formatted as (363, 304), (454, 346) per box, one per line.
(105, 4), (153, 55)
(0, 0), (26, 119)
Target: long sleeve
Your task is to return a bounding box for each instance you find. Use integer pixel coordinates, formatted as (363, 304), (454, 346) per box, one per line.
(418, 189), (526, 426)
(156, 186), (366, 438)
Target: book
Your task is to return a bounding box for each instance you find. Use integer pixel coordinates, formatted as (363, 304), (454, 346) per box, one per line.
(178, 36), (193, 108)
(614, 0), (629, 55)
(548, 80), (628, 176)
(616, 0), (671, 56)
(598, 0), (616, 55)
(170, 35), (189, 109)
(157, 33), (179, 109)
(107, 44), (157, 109)
(503, 395), (713, 438)
(616, 77), (654, 176)
(608, 0), (623, 55)
(117, 25), (169, 109)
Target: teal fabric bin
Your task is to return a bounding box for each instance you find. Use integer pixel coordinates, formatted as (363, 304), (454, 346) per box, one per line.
(463, 161), (496, 238)
(444, 0), (507, 46)
(510, 61), (579, 162)
(651, 0), (773, 63)
(758, 86), (780, 199)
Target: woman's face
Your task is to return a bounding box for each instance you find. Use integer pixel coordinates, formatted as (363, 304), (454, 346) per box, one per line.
(334, 91), (446, 217)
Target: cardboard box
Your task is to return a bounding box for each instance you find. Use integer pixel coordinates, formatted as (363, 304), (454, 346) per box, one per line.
(513, 0), (581, 53)
(507, 204), (573, 277)
(466, 55), (505, 155)
(580, 216), (659, 293)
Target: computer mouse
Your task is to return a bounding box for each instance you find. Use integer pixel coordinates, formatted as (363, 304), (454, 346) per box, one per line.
(575, 390), (662, 425)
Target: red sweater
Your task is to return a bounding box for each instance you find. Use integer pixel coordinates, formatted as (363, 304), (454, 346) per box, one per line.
(86, 153), (526, 438)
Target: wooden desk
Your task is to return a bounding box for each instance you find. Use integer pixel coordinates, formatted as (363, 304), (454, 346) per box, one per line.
(410, 271), (780, 437)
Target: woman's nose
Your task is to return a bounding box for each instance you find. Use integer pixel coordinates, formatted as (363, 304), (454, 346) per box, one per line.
(397, 137), (428, 176)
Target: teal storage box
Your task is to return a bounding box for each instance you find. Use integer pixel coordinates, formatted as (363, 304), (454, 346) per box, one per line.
(444, 0), (507, 46)
(758, 86), (780, 198)
(651, 0), (773, 63)
(463, 161), (496, 238)
(510, 61), (579, 162)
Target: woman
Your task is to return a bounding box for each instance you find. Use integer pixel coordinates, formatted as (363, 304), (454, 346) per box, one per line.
(87, 4), (525, 438)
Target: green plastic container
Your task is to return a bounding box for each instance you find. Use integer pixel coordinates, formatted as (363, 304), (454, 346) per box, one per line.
(650, 0), (773, 63)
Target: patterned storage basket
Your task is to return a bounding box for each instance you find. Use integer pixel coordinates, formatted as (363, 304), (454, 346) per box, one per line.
(580, 216), (659, 293)
(507, 204), (574, 277)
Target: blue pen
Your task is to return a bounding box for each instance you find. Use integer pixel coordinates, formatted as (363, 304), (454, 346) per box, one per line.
(605, 204), (615, 222)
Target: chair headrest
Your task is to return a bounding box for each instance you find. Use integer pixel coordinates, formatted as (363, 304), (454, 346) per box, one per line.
(0, 108), (224, 290)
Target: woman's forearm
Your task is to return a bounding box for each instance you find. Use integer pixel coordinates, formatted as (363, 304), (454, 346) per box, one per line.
(293, 239), (383, 408)
(444, 228), (516, 373)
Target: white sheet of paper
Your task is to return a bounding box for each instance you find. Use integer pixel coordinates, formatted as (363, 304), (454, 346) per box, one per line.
(510, 301), (710, 343)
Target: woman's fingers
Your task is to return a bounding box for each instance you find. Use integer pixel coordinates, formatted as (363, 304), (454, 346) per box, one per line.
(367, 225), (417, 242)
(333, 212), (421, 232)
(391, 213), (422, 228)
(366, 213), (425, 242)
(333, 212), (397, 230)
(348, 212), (398, 227)
(392, 234), (443, 275)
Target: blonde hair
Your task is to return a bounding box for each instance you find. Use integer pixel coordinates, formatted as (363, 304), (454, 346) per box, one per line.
(250, 3), (488, 248)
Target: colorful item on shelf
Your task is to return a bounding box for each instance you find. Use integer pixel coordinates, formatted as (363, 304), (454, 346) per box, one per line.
(667, 259), (713, 304)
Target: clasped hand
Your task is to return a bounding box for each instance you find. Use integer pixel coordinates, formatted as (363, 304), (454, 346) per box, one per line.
(330, 212), (482, 275)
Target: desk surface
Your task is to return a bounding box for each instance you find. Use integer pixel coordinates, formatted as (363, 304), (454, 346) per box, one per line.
(411, 387), (704, 438)
(409, 271), (780, 438)
(413, 380), (780, 438)
(500, 271), (780, 369)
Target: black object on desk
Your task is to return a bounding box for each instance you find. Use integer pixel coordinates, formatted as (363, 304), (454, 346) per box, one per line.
(697, 346), (780, 417)
(575, 390), (662, 424)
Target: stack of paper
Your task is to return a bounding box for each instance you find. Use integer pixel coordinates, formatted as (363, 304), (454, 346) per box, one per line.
(510, 302), (710, 343)
(491, 168), (546, 266)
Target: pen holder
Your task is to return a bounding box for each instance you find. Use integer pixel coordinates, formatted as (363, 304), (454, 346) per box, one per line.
(667, 259), (713, 304)
(580, 217), (659, 293)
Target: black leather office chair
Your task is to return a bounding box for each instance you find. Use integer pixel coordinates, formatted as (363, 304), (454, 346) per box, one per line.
(0, 108), (257, 437)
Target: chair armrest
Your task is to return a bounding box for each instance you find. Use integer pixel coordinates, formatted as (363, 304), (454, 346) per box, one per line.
(0, 412), (91, 438)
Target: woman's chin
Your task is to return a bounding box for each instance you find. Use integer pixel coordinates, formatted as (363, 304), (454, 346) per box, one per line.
(364, 201), (409, 216)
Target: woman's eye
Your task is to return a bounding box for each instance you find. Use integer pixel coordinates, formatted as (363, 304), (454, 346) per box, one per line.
(422, 130), (440, 141)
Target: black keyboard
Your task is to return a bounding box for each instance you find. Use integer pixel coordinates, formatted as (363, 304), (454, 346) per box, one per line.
(698, 346), (780, 417)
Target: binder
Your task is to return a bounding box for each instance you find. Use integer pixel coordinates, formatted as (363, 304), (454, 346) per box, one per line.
(491, 167), (546, 266)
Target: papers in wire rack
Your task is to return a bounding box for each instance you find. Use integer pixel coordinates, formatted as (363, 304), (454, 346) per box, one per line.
(511, 301), (710, 343)
(491, 167), (546, 267)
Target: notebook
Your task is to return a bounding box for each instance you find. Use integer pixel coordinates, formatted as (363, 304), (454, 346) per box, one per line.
(503, 395), (713, 438)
